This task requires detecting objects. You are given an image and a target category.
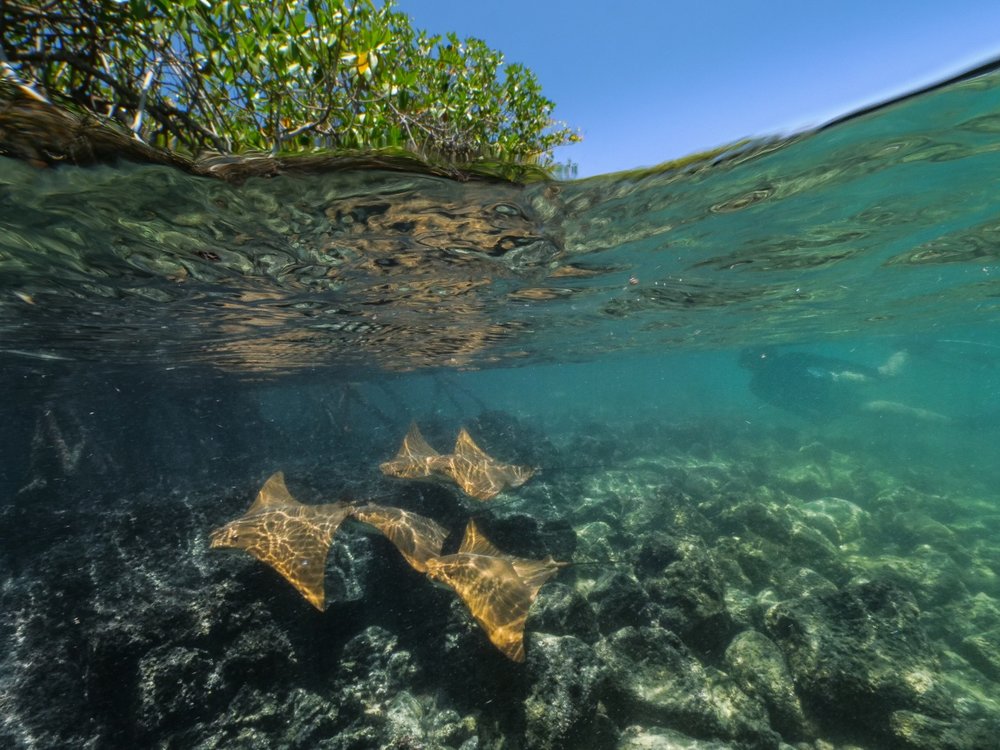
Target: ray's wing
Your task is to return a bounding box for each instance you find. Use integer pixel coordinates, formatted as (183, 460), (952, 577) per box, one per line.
(352, 503), (448, 573)
(247, 470), (300, 514)
(458, 519), (505, 557)
(381, 423), (441, 479)
(426, 555), (534, 662)
(502, 462), (535, 489)
(453, 428), (490, 463)
(430, 522), (565, 661)
(510, 557), (564, 594)
(458, 521), (563, 589)
(449, 430), (501, 500)
(449, 429), (533, 501)
(401, 423), (440, 459)
(210, 502), (351, 611)
(448, 463), (501, 501)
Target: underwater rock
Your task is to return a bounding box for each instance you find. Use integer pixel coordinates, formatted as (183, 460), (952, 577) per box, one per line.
(763, 579), (996, 747)
(714, 548), (755, 595)
(527, 582), (600, 644)
(958, 627), (1000, 681)
(717, 501), (795, 544)
(800, 497), (871, 546)
(136, 621), (301, 737)
(889, 710), (1000, 750)
(772, 567), (838, 601)
(634, 533), (734, 651)
(772, 462), (833, 501)
(326, 625), (482, 748)
(749, 589), (785, 629)
(570, 488), (628, 529)
(574, 520), (621, 562)
(718, 502), (850, 585)
(615, 725), (744, 749)
(959, 555), (1000, 598)
(850, 548), (968, 610)
(648, 476), (719, 540)
(784, 521), (851, 585)
(379, 692), (479, 750)
(596, 626), (779, 749)
(587, 569), (658, 635)
(524, 633), (614, 750)
(0, 482), (358, 748)
(724, 630), (809, 742)
(336, 626), (420, 703)
(868, 485), (962, 519)
(573, 464), (678, 536)
(181, 686), (342, 749)
(472, 512), (578, 561)
(714, 535), (772, 590)
(723, 586), (757, 632)
(964, 591), (1000, 633)
(888, 510), (966, 561)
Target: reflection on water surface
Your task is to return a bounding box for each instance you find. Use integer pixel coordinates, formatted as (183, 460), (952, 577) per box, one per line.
(4, 69), (1000, 375)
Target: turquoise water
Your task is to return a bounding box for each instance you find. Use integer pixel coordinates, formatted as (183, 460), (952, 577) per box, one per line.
(3, 68), (1000, 749)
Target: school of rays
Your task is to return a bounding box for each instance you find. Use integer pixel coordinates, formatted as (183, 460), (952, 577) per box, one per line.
(210, 425), (559, 662)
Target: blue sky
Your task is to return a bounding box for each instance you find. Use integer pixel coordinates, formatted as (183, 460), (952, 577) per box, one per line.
(395, 1), (1000, 177)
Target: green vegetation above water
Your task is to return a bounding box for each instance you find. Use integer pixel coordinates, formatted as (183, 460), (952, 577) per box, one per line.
(2, 0), (579, 165)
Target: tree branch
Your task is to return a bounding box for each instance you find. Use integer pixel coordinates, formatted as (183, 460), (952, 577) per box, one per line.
(10, 48), (230, 152)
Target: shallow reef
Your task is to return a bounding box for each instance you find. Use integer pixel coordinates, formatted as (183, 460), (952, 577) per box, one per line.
(3, 409), (1000, 750)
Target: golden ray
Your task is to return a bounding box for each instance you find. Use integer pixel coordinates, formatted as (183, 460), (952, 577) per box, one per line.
(210, 471), (351, 611)
(449, 428), (535, 501)
(350, 503), (448, 573)
(424, 520), (564, 662)
(379, 422), (447, 480)
(380, 424), (535, 501)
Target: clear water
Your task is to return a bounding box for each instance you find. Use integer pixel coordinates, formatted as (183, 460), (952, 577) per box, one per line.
(3, 69), (1000, 749)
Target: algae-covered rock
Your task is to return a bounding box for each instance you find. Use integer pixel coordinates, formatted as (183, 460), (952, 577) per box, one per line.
(328, 626), (479, 748)
(889, 710), (1000, 750)
(528, 582), (600, 643)
(784, 521), (852, 585)
(772, 567), (838, 601)
(596, 626), (779, 749)
(890, 510), (960, 550)
(773, 462), (833, 500)
(633, 533), (734, 651)
(724, 630), (809, 742)
(188, 686), (340, 749)
(718, 501), (795, 543)
(616, 725), (740, 749)
(587, 569), (656, 635)
(958, 627), (1000, 681)
(763, 579), (995, 747)
(381, 692), (478, 750)
(524, 633), (613, 750)
(800, 497), (871, 545)
(333, 626), (420, 723)
(850, 548), (969, 609)
(574, 520), (621, 562)
(136, 645), (222, 732)
(472, 512), (578, 560)
(716, 501), (850, 585)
